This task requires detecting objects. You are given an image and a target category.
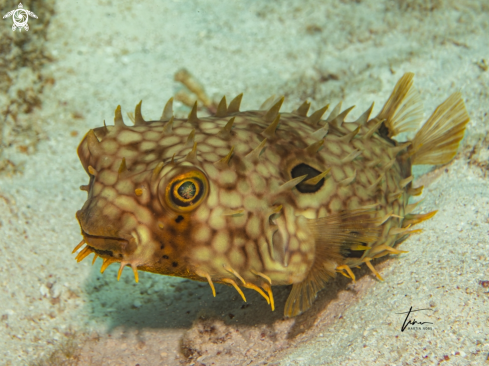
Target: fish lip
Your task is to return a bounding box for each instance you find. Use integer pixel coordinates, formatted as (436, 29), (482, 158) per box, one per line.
(82, 230), (128, 243)
(76, 210), (129, 250)
(80, 230), (129, 257)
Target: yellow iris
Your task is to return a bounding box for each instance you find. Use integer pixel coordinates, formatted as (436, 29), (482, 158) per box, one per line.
(165, 169), (208, 212)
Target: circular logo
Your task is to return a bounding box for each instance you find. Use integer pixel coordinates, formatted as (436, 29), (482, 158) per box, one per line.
(12, 9), (28, 28)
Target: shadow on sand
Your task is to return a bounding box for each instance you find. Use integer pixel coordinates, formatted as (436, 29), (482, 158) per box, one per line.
(82, 254), (395, 339)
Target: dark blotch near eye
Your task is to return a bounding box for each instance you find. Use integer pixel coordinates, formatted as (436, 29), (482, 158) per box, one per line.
(291, 163), (325, 193)
(162, 255), (169, 259)
(175, 215), (184, 223)
(172, 262), (178, 267)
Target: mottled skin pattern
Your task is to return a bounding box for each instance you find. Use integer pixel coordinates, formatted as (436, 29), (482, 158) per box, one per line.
(75, 73), (469, 316)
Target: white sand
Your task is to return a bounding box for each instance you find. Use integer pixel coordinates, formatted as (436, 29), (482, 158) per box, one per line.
(1, 0), (488, 365)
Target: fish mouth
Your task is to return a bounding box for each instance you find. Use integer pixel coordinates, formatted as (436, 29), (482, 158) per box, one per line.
(76, 210), (129, 258)
(81, 230), (128, 259)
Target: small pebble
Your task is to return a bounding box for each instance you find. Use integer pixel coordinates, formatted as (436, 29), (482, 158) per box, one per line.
(50, 283), (63, 298)
(40, 284), (50, 297)
(133, 299), (142, 308)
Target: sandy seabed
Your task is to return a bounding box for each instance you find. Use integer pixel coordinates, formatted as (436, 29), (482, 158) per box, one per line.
(0, 0), (488, 365)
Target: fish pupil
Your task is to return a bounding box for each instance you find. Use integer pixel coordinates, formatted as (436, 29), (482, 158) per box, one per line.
(178, 181), (196, 199)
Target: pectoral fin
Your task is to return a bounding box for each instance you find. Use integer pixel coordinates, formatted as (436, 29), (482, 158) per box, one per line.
(284, 209), (380, 317)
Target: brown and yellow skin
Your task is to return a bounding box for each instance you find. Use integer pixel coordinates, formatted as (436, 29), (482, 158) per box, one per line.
(74, 73), (469, 317)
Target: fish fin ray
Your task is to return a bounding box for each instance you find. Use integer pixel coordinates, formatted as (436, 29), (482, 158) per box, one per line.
(410, 92), (469, 165)
(376, 72), (424, 137)
(284, 209), (380, 317)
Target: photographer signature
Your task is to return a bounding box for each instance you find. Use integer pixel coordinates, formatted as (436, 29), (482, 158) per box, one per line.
(396, 306), (434, 332)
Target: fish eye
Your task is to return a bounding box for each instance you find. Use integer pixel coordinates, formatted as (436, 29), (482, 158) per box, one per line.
(164, 169), (208, 212)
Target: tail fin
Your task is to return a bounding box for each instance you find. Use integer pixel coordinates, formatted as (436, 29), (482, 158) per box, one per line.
(376, 72), (424, 138)
(410, 92), (469, 165)
(284, 209), (379, 317)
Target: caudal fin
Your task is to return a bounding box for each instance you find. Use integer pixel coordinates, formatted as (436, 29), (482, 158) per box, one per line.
(410, 92), (469, 165)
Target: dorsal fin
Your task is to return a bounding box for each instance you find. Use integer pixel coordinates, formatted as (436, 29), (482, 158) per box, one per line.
(376, 72), (424, 137)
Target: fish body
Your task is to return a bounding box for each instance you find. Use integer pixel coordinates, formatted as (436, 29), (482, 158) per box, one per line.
(74, 73), (469, 316)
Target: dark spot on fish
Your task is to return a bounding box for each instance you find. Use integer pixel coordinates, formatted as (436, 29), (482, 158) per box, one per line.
(175, 215), (184, 223)
(378, 122), (389, 138)
(162, 255), (169, 259)
(345, 248), (365, 258)
(378, 122), (397, 145)
(344, 236), (367, 258)
(172, 261), (178, 267)
(291, 163), (325, 193)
